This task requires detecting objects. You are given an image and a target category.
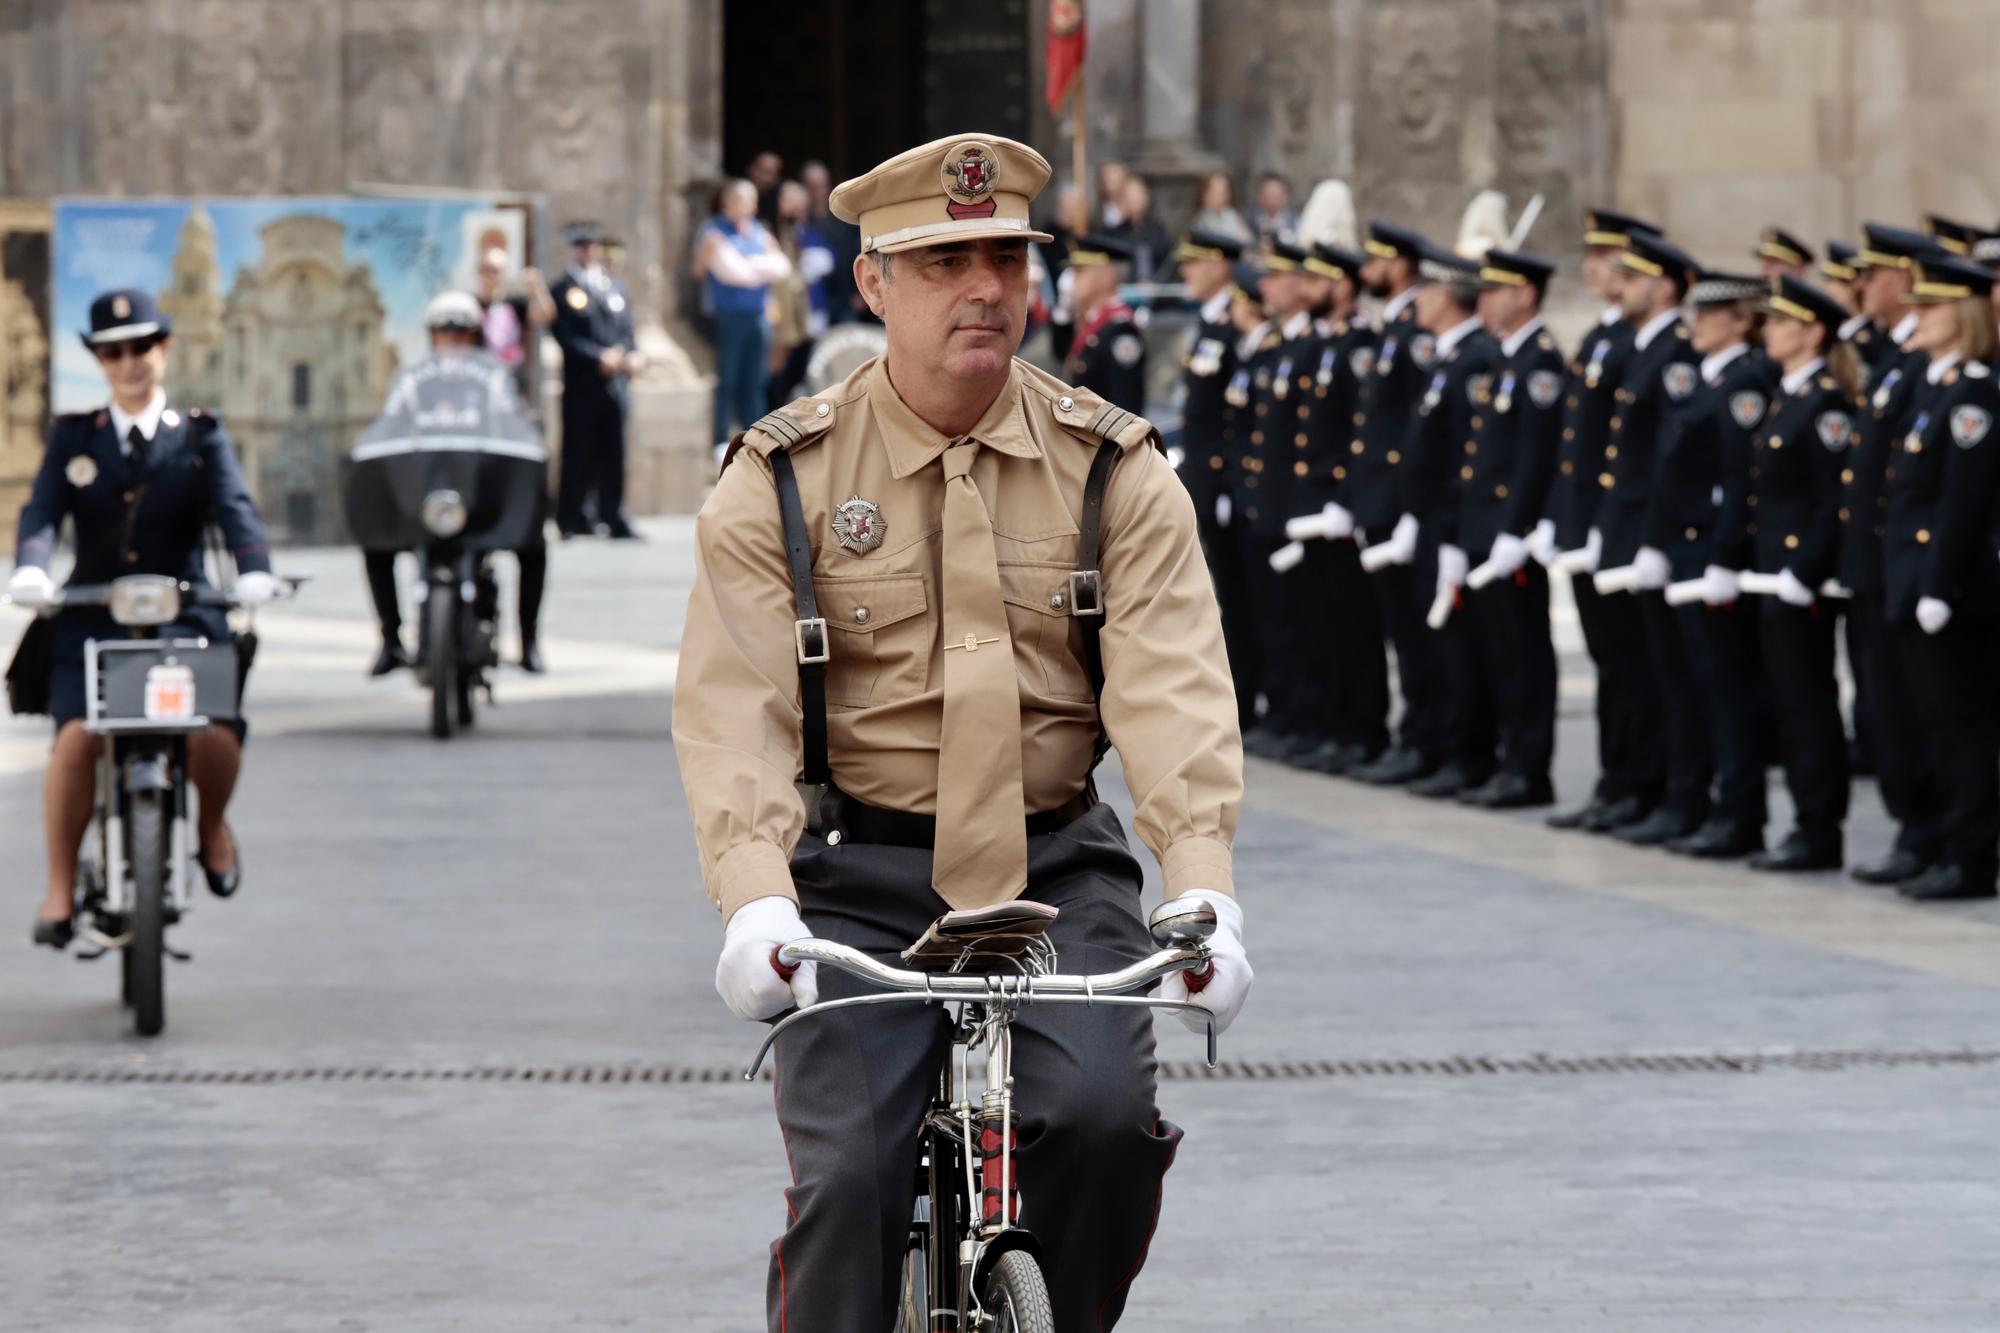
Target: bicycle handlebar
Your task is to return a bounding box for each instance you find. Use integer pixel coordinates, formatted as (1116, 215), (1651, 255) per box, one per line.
(3, 576), (308, 617)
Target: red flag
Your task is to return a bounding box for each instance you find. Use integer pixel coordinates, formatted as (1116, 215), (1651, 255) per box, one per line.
(1045, 0), (1086, 112)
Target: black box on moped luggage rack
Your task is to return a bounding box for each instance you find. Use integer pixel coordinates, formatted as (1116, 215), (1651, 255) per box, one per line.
(87, 638), (239, 733)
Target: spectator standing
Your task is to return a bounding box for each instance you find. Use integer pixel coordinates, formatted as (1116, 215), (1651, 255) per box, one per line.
(746, 150), (784, 224)
(1097, 160), (1131, 228)
(1191, 170), (1251, 242)
(1109, 175), (1172, 280)
(1252, 171), (1299, 247)
(691, 179), (791, 444)
(768, 180), (835, 404)
(803, 159), (866, 326)
(473, 246), (555, 402)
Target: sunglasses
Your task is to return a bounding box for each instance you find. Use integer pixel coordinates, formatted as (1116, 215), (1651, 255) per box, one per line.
(95, 336), (163, 362)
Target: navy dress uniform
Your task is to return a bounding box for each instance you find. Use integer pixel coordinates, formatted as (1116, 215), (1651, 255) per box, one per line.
(1349, 222), (1451, 785)
(1459, 250), (1563, 808)
(1216, 264), (1276, 729)
(1745, 277), (1859, 871)
(1755, 227), (1814, 277)
(1062, 235), (1148, 415)
(550, 220), (640, 538)
(14, 290), (272, 741)
(1173, 230), (1254, 729)
(1401, 245), (1502, 800)
(1291, 243), (1390, 773)
(1882, 256), (2000, 901)
(1547, 209), (1659, 832)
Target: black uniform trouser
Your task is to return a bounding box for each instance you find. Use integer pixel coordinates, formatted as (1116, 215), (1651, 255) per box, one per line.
(363, 545), (546, 643)
(1468, 564), (1556, 781)
(557, 376), (629, 531)
(1758, 601), (1849, 844)
(1899, 618), (2000, 884)
(1678, 599), (1768, 830)
(1850, 594), (1943, 858)
(1321, 538), (1390, 757)
(1371, 559), (1448, 758)
(1572, 580), (1663, 807)
(769, 803), (1181, 1332)
(1237, 526), (1294, 731)
(1190, 489), (1259, 731)
(1284, 540), (1346, 744)
(1640, 590), (1711, 822)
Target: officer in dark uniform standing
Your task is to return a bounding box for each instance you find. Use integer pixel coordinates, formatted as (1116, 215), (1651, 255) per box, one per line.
(1062, 235), (1148, 415)
(1754, 227), (1813, 281)
(1348, 222), (1448, 786)
(1590, 230), (1702, 841)
(1458, 249), (1563, 808)
(1546, 209), (1658, 833)
(1744, 276), (1861, 872)
(1399, 245), (1503, 800)
(1217, 261), (1273, 729)
(550, 220), (643, 539)
(1236, 240), (1317, 759)
(1922, 213), (1982, 259)
(12, 289), (282, 945)
(1882, 254), (2000, 901)
(1291, 241), (1389, 774)
(1840, 224), (1948, 884)
(1824, 243), (1894, 372)
(1173, 229), (1253, 731)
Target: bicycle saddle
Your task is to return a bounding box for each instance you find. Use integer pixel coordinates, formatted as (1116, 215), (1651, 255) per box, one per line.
(900, 900), (1059, 972)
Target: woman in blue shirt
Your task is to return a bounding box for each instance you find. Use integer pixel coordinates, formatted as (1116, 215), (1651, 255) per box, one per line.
(692, 179), (792, 441)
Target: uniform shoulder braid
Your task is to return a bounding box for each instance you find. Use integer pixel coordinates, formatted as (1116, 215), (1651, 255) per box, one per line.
(724, 380), (858, 469)
(1016, 360), (1163, 455)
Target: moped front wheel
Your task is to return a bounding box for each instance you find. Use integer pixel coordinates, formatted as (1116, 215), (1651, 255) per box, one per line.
(428, 591), (455, 740)
(126, 789), (168, 1037)
(980, 1250), (1053, 1333)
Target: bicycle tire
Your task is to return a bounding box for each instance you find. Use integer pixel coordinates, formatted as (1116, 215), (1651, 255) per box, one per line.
(428, 592), (454, 740)
(892, 1240), (927, 1333)
(981, 1250), (1054, 1333)
(127, 789), (168, 1038)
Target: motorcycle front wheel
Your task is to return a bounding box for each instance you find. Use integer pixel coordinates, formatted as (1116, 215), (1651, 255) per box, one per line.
(126, 789), (168, 1037)
(428, 591), (455, 740)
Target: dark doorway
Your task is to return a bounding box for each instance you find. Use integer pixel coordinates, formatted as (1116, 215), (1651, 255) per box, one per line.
(722, 0), (1032, 186)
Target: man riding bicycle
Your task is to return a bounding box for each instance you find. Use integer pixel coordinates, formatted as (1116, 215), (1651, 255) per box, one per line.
(674, 133), (1253, 1330)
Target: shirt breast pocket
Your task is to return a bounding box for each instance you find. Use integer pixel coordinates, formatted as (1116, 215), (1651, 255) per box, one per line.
(812, 572), (930, 708)
(998, 561), (1095, 702)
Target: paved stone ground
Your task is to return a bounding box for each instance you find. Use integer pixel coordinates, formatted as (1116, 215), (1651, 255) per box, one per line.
(3, 522), (1998, 1330)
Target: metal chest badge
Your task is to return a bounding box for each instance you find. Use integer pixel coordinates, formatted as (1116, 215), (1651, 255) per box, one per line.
(832, 496), (887, 553)
(66, 454), (98, 488)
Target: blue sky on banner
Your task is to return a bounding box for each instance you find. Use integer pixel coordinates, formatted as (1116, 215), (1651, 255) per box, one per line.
(52, 197), (496, 413)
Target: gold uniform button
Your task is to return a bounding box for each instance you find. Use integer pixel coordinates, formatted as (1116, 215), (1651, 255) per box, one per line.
(1784, 534), (1800, 550)
(1566, 396), (1578, 409)
(1839, 508), (1850, 521)
(1333, 466), (1347, 480)
(1251, 431), (1264, 444)
(1464, 442), (1477, 455)
(1747, 495), (1758, 506)
(1387, 450), (1401, 465)
(1841, 469), (1854, 484)
(1298, 405), (1310, 420)
(1470, 415), (1484, 430)
(1561, 461), (1574, 475)
(126, 552), (139, 564)
(1917, 528), (1931, 544)
(1605, 446), (1618, 460)
(1351, 440), (1365, 454)
(1461, 465), (1475, 480)
(1210, 456), (1224, 470)
(1686, 527), (1699, 541)
(1352, 412), (1365, 426)
(1296, 433), (1309, 447)
(1315, 387), (1327, 399)
(1610, 417), (1623, 431)
(1255, 404), (1267, 417)
(1599, 472), (1615, 488)
(1563, 428), (1575, 440)
(1768, 435), (1782, 448)
(124, 490), (137, 502)
(1495, 484), (1509, 499)
(1294, 461), (1310, 477)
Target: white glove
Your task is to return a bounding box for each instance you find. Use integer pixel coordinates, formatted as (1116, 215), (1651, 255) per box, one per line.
(233, 571), (286, 607)
(1774, 568), (1816, 608)
(1702, 565), (1740, 607)
(1583, 527), (1604, 574)
(1917, 596), (1953, 635)
(1633, 546), (1670, 591)
(1322, 501), (1355, 540)
(1527, 519), (1558, 567)
(715, 895), (818, 1022)
(1487, 532), (1528, 579)
(7, 565), (55, 608)
(1392, 512), (1420, 553)
(1154, 890), (1252, 1036)
(1214, 494), (1232, 529)
(1437, 543), (1468, 594)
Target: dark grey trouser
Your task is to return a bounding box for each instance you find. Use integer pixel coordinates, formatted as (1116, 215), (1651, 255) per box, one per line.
(766, 802), (1183, 1333)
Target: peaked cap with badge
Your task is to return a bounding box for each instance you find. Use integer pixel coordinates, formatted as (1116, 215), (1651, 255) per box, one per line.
(82, 288), (171, 348)
(829, 133), (1054, 255)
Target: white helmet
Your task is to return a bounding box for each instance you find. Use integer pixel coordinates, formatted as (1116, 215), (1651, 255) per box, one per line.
(424, 290), (484, 331)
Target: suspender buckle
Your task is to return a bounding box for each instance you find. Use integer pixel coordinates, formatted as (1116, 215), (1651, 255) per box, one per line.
(1067, 569), (1104, 617)
(794, 617), (830, 665)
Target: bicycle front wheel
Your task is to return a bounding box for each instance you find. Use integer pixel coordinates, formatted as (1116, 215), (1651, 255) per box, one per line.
(980, 1250), (1053, 1333)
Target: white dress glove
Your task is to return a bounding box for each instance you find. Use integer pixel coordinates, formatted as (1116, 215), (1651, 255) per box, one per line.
(1527, 519), (1558, 567)
(1582, 527), (1604, 574)
(1702, 565), (1740, 607)
(715, 895), (818, 1022)
(1214, 494), (1232, 529)
(7, 565), (55, 608)
(1154, 890), (1252, 1036)
(1632, 546), (1670, 591)
(1917, 596), (1953, 635)
(1774, 568), (1816, 608)
(1322, 502), (1355, 540)
(233, 571), (286, 607)
(1391, 512), (1420, 556)
(1437, 543), (1468, 600)
(1487, 532), (1528, 580)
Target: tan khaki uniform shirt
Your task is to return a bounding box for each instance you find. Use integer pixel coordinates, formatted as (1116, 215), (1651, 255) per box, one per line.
(674, 355), (1243, 920)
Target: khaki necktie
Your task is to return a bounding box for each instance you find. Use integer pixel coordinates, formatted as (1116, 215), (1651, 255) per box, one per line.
(932, 441), (1028, 908)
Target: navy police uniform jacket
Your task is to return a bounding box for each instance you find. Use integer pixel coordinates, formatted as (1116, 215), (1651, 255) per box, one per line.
(1598, 317), (1699, 567)
(1461, 323), (1564, 557)
(1837, 347), (1924, 594)
(1652, 347), (1773, 578)
(1749, 369), (1856, 585)
(1882, 360), (2000, 623)
(1065, 302), (1148, 417)
(1347, 298), (1434, 536)
(1404, 324), (1502, 551)
(1228, 323), (1288, 534)
(550, 272), (637, 406)
(1545, 318), (1636, 552)
(1175, 305), (1240, 523)
(1292, 317), (1379, 519)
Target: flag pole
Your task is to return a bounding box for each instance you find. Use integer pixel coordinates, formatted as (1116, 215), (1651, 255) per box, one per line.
(1072, 62), (1089, 228)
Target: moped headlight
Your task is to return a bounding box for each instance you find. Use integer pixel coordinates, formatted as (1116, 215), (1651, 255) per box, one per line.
(108, 575), (181, 627)
(421, 489), (468, 538)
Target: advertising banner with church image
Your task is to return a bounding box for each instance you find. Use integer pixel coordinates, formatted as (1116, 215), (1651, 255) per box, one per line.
(52, 196), (523, 543)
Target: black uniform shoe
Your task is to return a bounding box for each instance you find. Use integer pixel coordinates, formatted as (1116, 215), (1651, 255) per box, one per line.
(1581, 794), (1649, 834)
(1272, 733), (1325, 765)
(1408, 762), (1486, 800)
(1897, 864), (1997, 901)
(604, 520), (644, 541)
(1747, 832), (1841, 873)
(1465, 773), (1555, 810)
(1616, 807), (1704, 847)
(1851, 849), (1927, 885)
(370, 641), (413, 677)
(198, 828), (241, 899)
(1298, 740), (1351, 774)
(1354, 747), (1438, 786)
(1547, 799), (1607, 830)
(32, 916), (74, 950)
(519, 640), (546, 674)
(1241, 726), (1286, 760)
(1669, 819), (1764, 859)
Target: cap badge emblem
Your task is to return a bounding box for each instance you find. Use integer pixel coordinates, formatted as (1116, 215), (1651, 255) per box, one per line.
(832, 495), (887, 554)
(111, 294), (130, 320)
(942, 142), (1000, 221)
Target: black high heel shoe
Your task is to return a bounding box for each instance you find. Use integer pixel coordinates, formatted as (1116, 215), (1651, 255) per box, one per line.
(32, 916), (74, 950)
(198, 826), (242, 899)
